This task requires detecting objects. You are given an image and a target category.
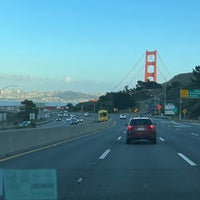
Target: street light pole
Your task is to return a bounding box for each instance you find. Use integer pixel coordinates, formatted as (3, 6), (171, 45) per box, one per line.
(163, 79), (167, 116)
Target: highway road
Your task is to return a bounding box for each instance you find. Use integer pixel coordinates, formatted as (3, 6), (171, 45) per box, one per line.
(1, 115), (200, 200)
(36, 112), (96, 129)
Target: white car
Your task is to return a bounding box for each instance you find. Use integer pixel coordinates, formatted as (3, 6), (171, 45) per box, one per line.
(66, 117), (72, 121)
(19, 121), (31, 128)
(120, 114), (126, 119)
(84, 112), (90, 117)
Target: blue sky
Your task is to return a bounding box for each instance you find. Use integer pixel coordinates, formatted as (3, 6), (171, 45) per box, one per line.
(0, 0), (199, 93)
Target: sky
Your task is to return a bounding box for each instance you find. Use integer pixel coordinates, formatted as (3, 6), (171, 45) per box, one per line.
(0, 0), (199, 93)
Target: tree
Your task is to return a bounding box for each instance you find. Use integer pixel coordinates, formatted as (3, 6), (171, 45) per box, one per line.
(66, 103), (75, 112)
(192, 65), (200, 87)
(112, 91), (135, 110)
(17, 99), (38, 121)
(135, 80), (162, 90)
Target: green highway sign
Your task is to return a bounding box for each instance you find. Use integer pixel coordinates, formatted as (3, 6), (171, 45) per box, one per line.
(189, 90), (200, 98)
(173, 107), (178, 113)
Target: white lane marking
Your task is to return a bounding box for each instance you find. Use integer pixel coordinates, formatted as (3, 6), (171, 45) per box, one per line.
(171, 121), (191, 128)
(117, 136), (122, 141)
(159, 137), (165, 142)
(77, 178), (83, 183)
(99, 149), (111, 160)
(191, 132), (199, 137)
(177, 153), (197, 166)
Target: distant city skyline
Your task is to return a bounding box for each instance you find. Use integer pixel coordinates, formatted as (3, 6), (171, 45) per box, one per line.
(0, 0), (199, 93)
(0, 89), (101, 103)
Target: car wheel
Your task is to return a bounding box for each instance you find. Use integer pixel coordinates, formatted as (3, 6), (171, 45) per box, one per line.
(152, 138), (157, 144)
(126, 138), (130, 144)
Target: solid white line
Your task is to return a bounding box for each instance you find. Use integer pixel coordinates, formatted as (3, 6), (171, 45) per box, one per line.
(117, 136), (122, 141)
(159, 137), (165, 142)
(99, 149), (111, 160)
(191, 132), (199, 137)
(177, 153), (197, 166)
(0, 129), (106, 162)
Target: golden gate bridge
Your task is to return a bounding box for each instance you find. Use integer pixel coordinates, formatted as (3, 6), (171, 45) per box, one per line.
(112, 50), (172, 92)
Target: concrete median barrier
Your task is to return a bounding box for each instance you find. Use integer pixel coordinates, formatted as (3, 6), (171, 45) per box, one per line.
(0, 120), (114, 157)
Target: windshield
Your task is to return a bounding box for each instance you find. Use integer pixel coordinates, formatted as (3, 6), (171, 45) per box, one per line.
(130, 119), (152, 126)
(0, 0), (200, 200)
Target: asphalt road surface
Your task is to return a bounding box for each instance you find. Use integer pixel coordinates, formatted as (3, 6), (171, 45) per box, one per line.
(1, 116), (200, 200)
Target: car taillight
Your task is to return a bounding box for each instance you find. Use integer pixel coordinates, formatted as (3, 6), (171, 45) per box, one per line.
(150, 125), (155, 130)
(127, 125), (133, 131)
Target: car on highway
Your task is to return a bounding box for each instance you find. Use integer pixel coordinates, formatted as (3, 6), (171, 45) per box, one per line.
(66, 117), (72, 122)
(126, 117), (157, 144)
(77, 118), (83, 123)
(84, 112), (90, 117)
(19, 120), (31, 128)
(120, 114), (126, 119)
(70, 118), (78, 125)
(56, 118), (62, 121)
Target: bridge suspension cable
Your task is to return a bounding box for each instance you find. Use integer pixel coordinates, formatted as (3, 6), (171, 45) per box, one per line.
(111, 52), (145, 92)
(157, 53), (172, 78)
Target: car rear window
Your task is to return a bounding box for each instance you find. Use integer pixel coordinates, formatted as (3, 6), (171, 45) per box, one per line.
(130, 119), (152, 126)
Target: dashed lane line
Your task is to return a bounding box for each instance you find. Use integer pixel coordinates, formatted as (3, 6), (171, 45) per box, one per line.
(191, 132), (199, 137)
(159, 137), (165, 142)
(99, 149), (111, 160)
(117, 136), (122, 141)
(177, 153), (197, 166)
(77, 178), (83, 184)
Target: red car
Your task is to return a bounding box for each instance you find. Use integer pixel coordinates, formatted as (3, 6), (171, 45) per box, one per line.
(126, 117), (157, 144)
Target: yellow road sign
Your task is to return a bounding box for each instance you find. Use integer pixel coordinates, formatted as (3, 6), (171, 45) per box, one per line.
(180, 89), (189, 98)
(182, 108), (187, 114)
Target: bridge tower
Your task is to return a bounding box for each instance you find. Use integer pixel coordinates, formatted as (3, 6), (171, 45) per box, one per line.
(145, 50), (157, 82)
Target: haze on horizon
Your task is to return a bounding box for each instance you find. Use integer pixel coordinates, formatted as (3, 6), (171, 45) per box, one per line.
(0, 0), (199, 93)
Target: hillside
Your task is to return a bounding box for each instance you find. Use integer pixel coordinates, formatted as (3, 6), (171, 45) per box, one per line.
(165, 72), (200, 119)
(166, 72), (193, 88)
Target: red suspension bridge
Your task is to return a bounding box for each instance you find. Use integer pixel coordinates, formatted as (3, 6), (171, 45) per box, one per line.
(112, 50), (172, 92)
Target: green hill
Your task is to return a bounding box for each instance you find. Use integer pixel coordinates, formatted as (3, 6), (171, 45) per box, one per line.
(165, 72), (200, 119)
(166, 72), (193, 88)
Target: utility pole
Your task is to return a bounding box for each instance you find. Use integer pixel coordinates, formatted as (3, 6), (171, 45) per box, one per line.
(179, 87), (182, 120)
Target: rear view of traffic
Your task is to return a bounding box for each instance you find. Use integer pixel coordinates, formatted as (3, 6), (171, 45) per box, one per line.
(126, 116), (157, 144)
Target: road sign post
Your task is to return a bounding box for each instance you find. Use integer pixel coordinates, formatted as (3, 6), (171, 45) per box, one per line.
(165, 103), (176, 115)
(179, 89), (200, 120)
(182, 108), (187, 119)
(180, 89), (189, 98)
(180, 89), (200, 98)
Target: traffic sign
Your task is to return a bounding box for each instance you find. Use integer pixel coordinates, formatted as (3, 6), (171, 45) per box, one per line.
(182, 109), (187, 114)
(180, 89), (200, 98)
(157, 104), (162, 110)
(189, 90), (200, 98)
(165, 103), (175, 115)
(173, 107), (178, 113)
(180, 89), (189, 98)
